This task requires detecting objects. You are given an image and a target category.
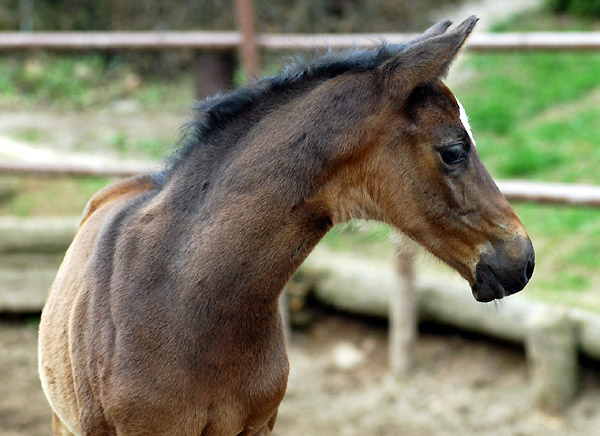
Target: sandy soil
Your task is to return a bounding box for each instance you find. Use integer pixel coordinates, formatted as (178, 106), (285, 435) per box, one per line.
(2, 313), (600, 436)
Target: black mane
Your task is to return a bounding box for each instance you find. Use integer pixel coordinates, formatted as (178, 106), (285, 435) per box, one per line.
(156, 42), (410, 187)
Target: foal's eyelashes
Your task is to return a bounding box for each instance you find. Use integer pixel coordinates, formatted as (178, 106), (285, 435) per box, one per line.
(438, 143), (468, 166)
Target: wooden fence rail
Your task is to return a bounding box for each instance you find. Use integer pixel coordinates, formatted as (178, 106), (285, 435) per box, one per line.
(2, 160), (600, 207)
(2, 31), (600, 51)
(0, 160), (154, 178)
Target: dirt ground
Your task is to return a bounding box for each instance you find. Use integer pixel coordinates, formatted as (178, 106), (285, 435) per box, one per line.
(2, 313), (600, 436)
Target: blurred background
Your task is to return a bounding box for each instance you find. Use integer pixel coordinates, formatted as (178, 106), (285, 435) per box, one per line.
(2, 0), (600, 435)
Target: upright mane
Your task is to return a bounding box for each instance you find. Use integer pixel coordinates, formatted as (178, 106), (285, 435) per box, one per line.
(157, 42), (412, 188)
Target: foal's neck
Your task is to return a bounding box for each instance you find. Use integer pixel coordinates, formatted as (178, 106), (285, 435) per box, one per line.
(165, 172), (332, 310)
(157, 75), (377, 310)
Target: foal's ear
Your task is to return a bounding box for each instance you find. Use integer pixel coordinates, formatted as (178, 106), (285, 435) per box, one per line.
(380, 16), (478, 93)
(409, 18), (454, 44)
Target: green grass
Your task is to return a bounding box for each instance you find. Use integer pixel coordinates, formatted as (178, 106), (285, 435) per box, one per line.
(11, 128), (41, 143)
(473, 108), (600, 183)
(0, 52), (195, 111)
(0, 176), (111, 216)
(458, 53), (600, 135)
(106, 130), (170, 160)
(0, 53), (110, 108)
(491, 8), (600, 31)
(512, 204), (600, 297)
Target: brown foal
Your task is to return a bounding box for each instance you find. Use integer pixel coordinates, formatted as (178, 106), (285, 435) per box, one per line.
(39, 16), (534, 436)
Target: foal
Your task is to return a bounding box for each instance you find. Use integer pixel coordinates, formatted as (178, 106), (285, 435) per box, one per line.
(39, 17), (534, 436)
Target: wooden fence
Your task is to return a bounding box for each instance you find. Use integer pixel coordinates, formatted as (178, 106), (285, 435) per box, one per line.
(2, 160), (600, 207)
(3, 31), (600, 51)
(3, 30), (600, 97)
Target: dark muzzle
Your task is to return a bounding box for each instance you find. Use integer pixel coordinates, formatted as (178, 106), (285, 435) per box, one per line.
(471, 237), (535, 303)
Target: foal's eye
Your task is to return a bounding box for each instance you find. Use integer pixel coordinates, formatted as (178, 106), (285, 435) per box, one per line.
(439, 144), (467, 166)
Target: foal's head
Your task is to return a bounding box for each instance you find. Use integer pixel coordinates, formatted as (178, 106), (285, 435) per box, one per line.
(316, 17), (534, 302)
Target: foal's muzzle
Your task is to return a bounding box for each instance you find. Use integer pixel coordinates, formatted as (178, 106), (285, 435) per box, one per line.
(471, 237), (535, 303)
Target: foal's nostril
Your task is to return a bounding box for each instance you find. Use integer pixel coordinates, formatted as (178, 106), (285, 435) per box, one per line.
(525, 254), (535, 281)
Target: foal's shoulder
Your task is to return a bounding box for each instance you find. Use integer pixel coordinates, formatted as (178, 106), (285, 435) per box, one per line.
(80, 174), (157, 226)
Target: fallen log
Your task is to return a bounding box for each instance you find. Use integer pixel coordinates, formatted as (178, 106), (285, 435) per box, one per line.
(0, 217), (78, 254)
(298, 245), (600, 361)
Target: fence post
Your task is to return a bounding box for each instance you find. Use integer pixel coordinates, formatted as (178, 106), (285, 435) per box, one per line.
(279, 286), (291, 344)
(19, 0), (34, 31)
(389, 237), (417, 377)
(526, 308), (579, 413)
(235, 0), (260, 81)
(193, 51), (235, 100)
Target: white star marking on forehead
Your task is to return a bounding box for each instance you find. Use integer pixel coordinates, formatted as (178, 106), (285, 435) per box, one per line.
(455, 97), (475, 146)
